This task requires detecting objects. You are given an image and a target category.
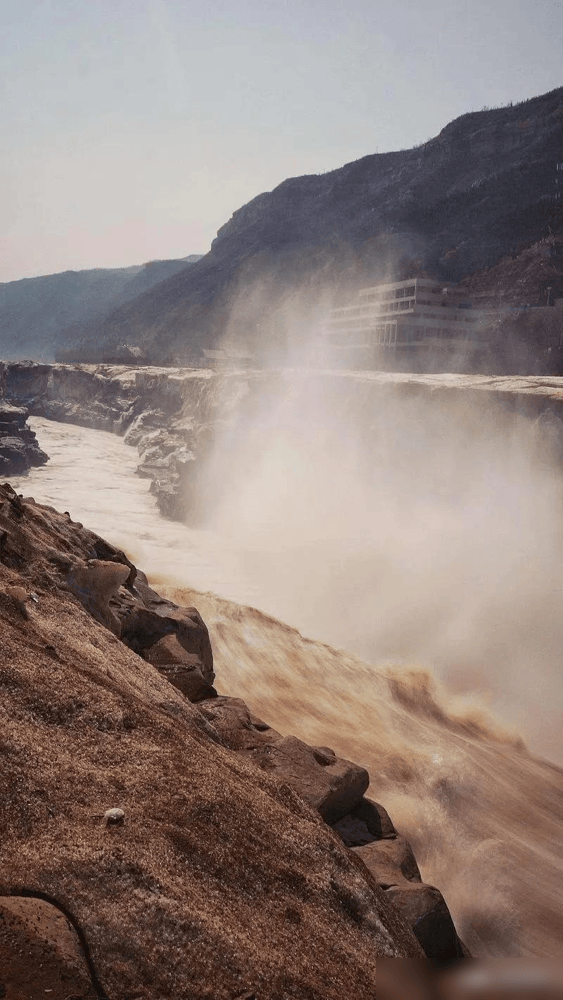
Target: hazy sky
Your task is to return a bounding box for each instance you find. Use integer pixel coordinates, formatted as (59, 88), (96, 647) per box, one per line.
(1, 0), (562, 282)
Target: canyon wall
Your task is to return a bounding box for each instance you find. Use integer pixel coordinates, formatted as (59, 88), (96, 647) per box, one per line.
(0, 362), (48, 476)
(5, 361), (563, 521)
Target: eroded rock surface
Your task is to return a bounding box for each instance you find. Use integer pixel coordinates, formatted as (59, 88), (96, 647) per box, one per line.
(0, 896), (99, 1000)
(245, 734), (370, 823)
(196, 691), (468, 964)
(7, 361), (563, 527)
(330, 795), (467, 965)
(0, 400), (48, 477)
(0, 484), (428, 998)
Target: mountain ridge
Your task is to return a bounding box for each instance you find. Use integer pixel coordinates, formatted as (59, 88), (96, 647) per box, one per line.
(3, 87), (562, 366)
(0, 255), (203, 361)
(57, 86), (562, 363)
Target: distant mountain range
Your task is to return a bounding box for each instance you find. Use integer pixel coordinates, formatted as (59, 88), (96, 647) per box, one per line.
(0, 256), (202, 361)
(3, 85), (563, 364)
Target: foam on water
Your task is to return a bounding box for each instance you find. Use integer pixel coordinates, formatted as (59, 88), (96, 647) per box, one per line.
(9, 408), (563, 958)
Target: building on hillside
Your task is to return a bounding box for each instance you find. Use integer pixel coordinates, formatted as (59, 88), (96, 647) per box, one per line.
(324, 278), (487, 368)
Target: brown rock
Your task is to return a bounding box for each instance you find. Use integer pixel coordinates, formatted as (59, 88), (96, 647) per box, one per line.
(340, 799), (468, 965)
(332, 797), (397, 844)
(247, 734), (370, 822)
(144, 635), (215, 702)
(384, 882), (466, 965)
(198, 695), (283, 749)
(67, 558), (130, 634)
(353, 836), (422, 886)
(120, 603), (215, 686)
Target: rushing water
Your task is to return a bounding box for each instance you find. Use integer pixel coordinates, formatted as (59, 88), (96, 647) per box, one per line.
(9, 405), (563, 767)
(9, 416), (265, 605)
(8, 413), (563, 959)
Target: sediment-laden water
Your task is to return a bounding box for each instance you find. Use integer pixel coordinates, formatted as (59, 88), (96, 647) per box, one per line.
(9, 410), (563, 959)
(8, 416), (263, 604)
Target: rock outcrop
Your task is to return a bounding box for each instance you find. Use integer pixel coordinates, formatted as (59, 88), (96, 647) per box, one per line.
(5, 482), (464, 996)
(0, 364), (48, 476)
(7, 361), (563, 525)
(332, 799), (466, 963)
(195, 695), (467, 966)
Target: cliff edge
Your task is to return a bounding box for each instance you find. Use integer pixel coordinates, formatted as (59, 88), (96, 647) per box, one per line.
(1, 482), (472, 997)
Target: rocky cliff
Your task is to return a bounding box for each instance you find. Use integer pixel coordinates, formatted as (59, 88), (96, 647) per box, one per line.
(0, 362), (48, 476)
(57, 87), (563, 363)
(6, 361), (563, 522)
(0, 483), (474, 997)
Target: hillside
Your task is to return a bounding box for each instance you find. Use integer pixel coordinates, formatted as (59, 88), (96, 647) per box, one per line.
(458, 235), (563, 307)
(59, 87), (563, 364)
(4, 468), (563, 973)
(1, 483), (449, 995)
(0, 255), (202, 361)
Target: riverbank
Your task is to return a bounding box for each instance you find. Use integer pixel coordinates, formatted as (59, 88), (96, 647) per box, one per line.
(0, 362), (48, 476)
(5, 434), (563, 965)
(6, 482), (483, 995)
(5, 362), (563, 522)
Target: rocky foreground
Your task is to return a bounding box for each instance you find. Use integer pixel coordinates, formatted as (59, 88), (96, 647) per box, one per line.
(0, 481), (470, 998)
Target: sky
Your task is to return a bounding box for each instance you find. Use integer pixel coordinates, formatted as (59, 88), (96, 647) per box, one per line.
(1, 0), (562, 283)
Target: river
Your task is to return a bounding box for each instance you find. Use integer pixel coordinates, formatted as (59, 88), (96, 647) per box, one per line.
(8, 413), (563, 959)
(8, 416), (264, 605)
(9, 409), (563, 767)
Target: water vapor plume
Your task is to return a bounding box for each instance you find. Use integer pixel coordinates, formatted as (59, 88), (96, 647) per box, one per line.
(193, 321), (563, 765)
(10, 399), (563, 959)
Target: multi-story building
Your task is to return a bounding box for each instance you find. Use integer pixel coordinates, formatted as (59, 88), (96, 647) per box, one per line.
(325, 278), (486, 366)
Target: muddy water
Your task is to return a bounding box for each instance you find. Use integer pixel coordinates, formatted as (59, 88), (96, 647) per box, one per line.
(9, 413), (563, 959)
(9, 412), (563, 767)
(9, 416), (263, 605)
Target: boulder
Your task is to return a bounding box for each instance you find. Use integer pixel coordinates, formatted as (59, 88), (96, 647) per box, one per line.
(144, 634), (215, 702)
(384, 883), (466, 965)
(332, 797), (468, 964)
(67, 558), (131, 634)
(0, 401), (27, 430)
(332, 797), (397, 843)
(196, 698), (368, 822)
(247, 734), (370, 823)
(353, 836), (422, 886)
(120, 604), (214, 688)
(198, 695), (284, 749)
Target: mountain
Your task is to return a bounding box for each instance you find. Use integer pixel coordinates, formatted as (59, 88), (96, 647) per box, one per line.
(0, 255), (202, 361)
(60, 86), (563, 364)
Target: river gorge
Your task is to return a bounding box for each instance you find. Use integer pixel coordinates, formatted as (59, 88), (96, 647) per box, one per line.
(4, 366), (563, 961)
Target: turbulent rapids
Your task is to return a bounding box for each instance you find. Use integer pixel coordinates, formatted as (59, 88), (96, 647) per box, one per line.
(9, 403), (563, 960)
